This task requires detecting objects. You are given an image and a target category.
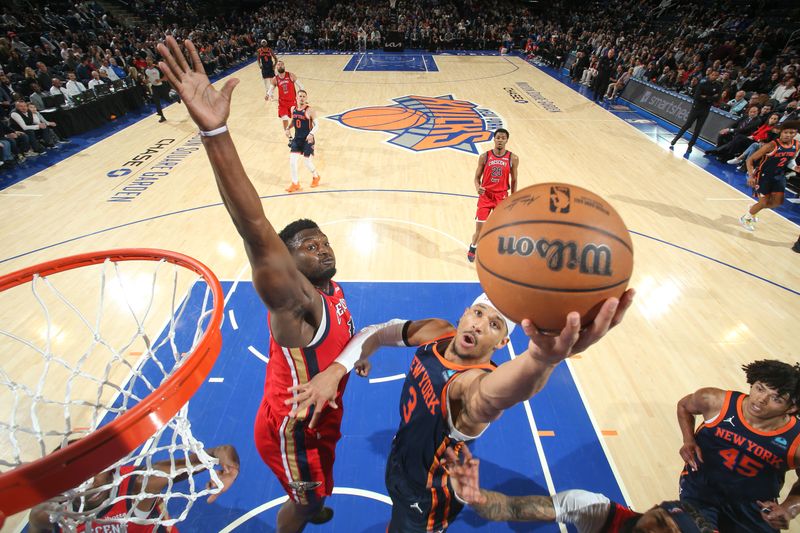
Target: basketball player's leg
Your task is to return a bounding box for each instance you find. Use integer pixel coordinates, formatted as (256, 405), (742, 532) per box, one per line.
(254, 408), (335, 532)
(741, 179), (784, 230)
(288, 146), (302, 192)
(468, 199), (493, 262)
(302, 143), (320, 187)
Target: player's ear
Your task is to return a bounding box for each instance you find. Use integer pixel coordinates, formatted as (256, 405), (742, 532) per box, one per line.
(494, 337), (509, 350)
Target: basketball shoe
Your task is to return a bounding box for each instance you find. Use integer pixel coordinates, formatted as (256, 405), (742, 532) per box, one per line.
(311, 175), (321, 188)
(286, 182), (301, 193)
(467, 245), (476, 263)
(739, 214), (755, 231)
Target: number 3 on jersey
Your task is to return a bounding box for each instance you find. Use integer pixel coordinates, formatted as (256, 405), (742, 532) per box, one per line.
(719, 448), (764, 477)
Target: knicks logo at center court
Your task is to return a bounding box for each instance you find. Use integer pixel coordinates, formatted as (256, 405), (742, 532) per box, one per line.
(327, 95), (504, 153)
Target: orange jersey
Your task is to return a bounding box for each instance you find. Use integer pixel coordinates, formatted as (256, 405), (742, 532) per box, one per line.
(261, 281), (354, 419)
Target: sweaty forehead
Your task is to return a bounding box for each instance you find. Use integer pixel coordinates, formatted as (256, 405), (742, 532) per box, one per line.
(288, 228), (327, 248)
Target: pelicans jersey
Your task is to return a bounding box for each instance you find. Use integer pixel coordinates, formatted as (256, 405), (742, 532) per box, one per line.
(275, 72), (297, 118)
(68, 467), (173, 532)
(475, 150), (513, 221)
(386, 334), (494, 532)
(680, 391), (800, 503)
(254, 281), (355, 504)
(480, 150), (512, 198)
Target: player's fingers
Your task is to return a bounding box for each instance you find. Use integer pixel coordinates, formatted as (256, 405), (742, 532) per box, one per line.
(163, 37), (186, 76)
(308, 408), (323, 429)
(695, 445), (703, 462)
(443, 448), (458, 464)
(556, 312), (581, 351)
(609, 289), (635, 329)
(185, 39), (207, 75)
(328, 400), (338, 409)
(520, 318), (539, 339)
(220, 78), (240, 101)
(157, 60), (180, 89)
(167, 35), (191, 73)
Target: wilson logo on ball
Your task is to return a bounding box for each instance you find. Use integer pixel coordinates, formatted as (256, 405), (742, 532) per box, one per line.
(496, 236), (613, 276)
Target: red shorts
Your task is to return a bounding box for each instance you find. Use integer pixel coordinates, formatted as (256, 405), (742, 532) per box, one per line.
(253, 398), (343, 504)
(475, 192), (508, 222)
(278, 102), (293, 118)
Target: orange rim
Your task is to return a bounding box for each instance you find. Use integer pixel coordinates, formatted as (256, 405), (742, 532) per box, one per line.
(0, 249), (224, 517)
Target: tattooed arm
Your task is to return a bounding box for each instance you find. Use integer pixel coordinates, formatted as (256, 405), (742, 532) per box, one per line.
(472, 490), (556, 522)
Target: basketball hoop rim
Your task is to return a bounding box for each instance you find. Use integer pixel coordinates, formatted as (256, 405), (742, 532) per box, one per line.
(0, 249), (224, 517)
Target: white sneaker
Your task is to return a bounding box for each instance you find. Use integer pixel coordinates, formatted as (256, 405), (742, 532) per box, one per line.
(727, 158), (741, 165)
(739, 215), (755, 231)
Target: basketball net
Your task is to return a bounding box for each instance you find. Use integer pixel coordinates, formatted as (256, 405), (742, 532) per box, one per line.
(0, 251), (223, 531)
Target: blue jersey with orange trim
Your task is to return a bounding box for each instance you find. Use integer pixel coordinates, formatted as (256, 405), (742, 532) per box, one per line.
(292, 106), (312, 140)
(262, 281), (355, 420)
(681, 390), (800, 502)
(388, 334), (494, 531)
(757, 139), (799, 180)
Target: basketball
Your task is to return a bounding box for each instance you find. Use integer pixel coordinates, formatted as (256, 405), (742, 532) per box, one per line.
(340, 106), (427, 130)
(476, 183), (633, 333)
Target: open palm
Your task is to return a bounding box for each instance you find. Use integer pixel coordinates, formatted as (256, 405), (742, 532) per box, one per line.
(156, 36), (239, 132)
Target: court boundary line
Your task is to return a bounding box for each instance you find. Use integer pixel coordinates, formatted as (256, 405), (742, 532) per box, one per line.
(506, 340), (568, 533)
(3, 188), (797, 296)
(218, 486), (391, 532)
(565, 359), (633, 506)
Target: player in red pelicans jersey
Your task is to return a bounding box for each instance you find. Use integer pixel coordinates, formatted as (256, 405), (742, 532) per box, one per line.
(28, 445), (239, 533)
(467, 128), (518, 262)
(157, 37), (352, 533)
(740, 121), (799, 231)
(267, 60), (303, 138)
(443, 446), (711, 533)
(677, 359), (800, 532)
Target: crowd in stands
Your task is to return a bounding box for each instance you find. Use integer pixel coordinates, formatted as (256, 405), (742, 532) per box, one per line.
(1, 0), (799, 173)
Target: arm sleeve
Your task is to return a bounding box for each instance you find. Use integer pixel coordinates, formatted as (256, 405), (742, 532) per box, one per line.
(333, 319), (410, 372)
(551, 490), (612, 532)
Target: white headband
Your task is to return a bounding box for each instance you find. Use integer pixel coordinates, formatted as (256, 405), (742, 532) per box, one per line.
(472, 293), (516, 336)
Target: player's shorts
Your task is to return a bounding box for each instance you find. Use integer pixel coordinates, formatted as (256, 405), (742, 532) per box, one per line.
(679, 476), (778, 533)
(755, 173), (786, 196)
(261, 67), (275, 79)
(475, 192), (508, 222)
(290, 137), (315, 157)
(278, 102), (293, 118)
(253, 398), (342, 505)
(385, 455), (463, 533)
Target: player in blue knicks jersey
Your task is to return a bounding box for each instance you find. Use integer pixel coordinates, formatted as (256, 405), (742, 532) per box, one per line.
(677, 360), (800, 532)
(285, 89), (321, 193)
(287, 290), (634, 532)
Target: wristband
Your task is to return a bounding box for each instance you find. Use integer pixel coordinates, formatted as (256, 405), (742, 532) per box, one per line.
(199, 125), (228, 137)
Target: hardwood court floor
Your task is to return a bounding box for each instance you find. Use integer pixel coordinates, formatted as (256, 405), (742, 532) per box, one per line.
(1, 54), (798, 531)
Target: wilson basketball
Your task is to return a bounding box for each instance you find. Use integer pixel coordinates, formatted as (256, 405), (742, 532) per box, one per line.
(340, 106), (427, 130)
(476, 183), (633, 333)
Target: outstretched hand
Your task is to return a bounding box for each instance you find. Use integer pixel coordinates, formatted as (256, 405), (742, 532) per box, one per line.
(524, 288), (635, 366)
(443, 446), (486, 506)
(284, 364), (347, 429)
(156, 36), (239, 131)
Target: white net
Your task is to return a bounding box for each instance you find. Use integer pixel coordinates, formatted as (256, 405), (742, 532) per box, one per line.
(0, 254), (223, 530)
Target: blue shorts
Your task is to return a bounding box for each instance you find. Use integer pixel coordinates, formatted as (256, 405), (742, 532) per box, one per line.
(756, 174), (786, 196)
(290, 137), (314, 157)
(385, 457), (463, 533)
(679, 476), (778, 533)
